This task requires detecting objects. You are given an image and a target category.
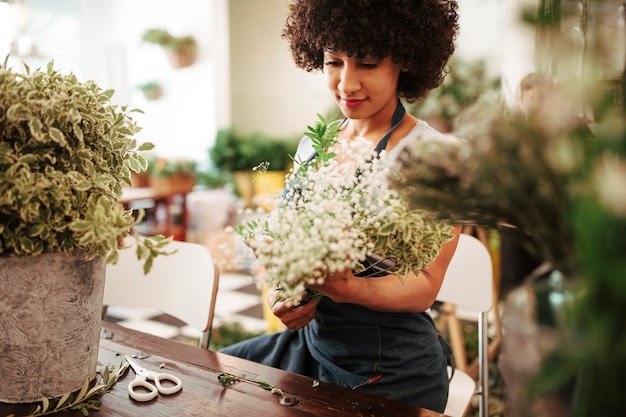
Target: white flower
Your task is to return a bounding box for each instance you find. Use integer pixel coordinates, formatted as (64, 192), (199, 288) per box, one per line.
(236, 115), (454, 305)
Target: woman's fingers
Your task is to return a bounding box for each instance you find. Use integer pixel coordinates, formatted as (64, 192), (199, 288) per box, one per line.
(277, 300), (317, 329)
(266, 286), (282, 306)
(269, 290), (320, 330)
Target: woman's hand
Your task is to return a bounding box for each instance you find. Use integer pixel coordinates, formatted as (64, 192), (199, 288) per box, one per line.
(267, 287), (320, 330)
(306, 225), (462, 313)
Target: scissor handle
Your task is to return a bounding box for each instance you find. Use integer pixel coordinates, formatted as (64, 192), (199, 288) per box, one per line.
(128, 376), (159, 402)
(150, 372), (183, 395)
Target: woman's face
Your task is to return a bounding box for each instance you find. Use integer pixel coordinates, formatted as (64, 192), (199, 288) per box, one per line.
(323, 51), (401, 121)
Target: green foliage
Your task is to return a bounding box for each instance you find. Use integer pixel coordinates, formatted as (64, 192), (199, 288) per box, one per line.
(208, 321), (263, 351)
(195, 168), (230, 189)
(0, 58), (170, 271)
(137, 81), (162, 100)
(235, 114), (454, 304)
(138, 81), (160, 93)
(406, 57), (500, 131)
(146, 155), (197, 177)
(6, 361), (130, 417)
(301, 113), (341, 169)
(217, 372), (284, 396)
(142, 28), (197, 54)
(391, 40), (626, 417)
(393, 112), (583, 276)
(209, 128), (299, 173)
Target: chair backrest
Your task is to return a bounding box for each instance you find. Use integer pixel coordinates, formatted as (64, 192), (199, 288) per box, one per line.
(438, 233), (493, 417)
(437, 233), (493, 312)
(103, 236), (219, 349)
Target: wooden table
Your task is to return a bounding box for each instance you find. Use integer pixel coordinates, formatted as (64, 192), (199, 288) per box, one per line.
(1, 321), (449, 417)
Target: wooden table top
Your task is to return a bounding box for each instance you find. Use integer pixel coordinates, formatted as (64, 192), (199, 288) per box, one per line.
(1, 321), (449, 417)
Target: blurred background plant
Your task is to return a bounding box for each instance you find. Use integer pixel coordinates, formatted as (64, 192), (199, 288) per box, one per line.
(406, 57), (501, 133)
(392, 0), (626, 416)
(208, 128), (299, 207)
(147, 155), (198, 177)
(141, 28), (197, 68)
(137, 81), (162, 101)
(195, 168), (231, 189)
(208, 321), (264, 351)
(209, 128), (298, 174)
(142, 28), (197, 55)
(140, 155), (198, 195)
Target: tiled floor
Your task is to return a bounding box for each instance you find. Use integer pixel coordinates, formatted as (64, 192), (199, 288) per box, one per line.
(104, 271), (268, 343)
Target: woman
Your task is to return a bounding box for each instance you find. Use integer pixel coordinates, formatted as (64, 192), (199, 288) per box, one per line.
(222, 0), (461, 411)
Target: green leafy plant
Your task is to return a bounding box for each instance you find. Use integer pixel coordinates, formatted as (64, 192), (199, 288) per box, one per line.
(195, 168), (230, 189)
(137, 81), (162, 100)
(236, 114), (454, 304)
(0, 58), (171, 272)
(5, 361), (129, 417)
(142, 28), (197, 54)
(209, 128), (299, 173)
(406, 57), (500, 132)
(218, 372), (284, 397)
(146, 155), (197, 177)
(208, 321), (264, 351)
(390, 42), (626, 417)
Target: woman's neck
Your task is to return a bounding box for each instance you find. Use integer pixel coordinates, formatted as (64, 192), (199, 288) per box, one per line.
(340, 113), (418, 152)
(339, 102), (398, 140)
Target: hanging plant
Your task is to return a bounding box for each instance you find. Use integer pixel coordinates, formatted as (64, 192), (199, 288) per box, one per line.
(138, 81), (162, 100)
(142, 28), (197, 68)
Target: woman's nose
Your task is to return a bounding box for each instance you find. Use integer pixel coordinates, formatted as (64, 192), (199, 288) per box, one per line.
(338, 65), (361, 95)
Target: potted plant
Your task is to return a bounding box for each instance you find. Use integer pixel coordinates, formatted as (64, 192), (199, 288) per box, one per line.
(142, 28), (197, 68)
(0, 59), (171, 403)
(138, 80), (162, 100)
(209, 127), (299, 207)
(195, 167), (230, 190)
(146, 155), (198, 195)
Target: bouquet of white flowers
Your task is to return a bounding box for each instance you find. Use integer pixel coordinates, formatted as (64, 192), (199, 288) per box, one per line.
(236, 115), (454, 305)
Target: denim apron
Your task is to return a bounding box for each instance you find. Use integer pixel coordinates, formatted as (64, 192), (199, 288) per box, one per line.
(221, 102), (451, 412)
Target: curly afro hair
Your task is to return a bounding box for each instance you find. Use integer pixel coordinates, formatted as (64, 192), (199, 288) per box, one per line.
(282, 0), (459, 103)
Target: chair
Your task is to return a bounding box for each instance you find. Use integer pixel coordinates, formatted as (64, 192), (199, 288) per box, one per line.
(439, 233), (493, 417)
(445, 366), (478, 417)
(103, 236), (220, 349)
(456, 226), (503, 378)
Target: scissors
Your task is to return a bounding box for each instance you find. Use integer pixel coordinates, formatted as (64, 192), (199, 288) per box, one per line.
(125, 355), (183, 401)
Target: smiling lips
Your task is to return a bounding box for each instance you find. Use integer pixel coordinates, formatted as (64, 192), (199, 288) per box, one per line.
(342, 98), (365, 109)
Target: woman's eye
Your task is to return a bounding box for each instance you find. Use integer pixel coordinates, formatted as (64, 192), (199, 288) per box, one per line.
(324, 60), (341, 66)
(360, 62), (379, 69)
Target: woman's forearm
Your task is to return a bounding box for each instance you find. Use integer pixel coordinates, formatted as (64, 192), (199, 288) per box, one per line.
(315, 225), (462, 312)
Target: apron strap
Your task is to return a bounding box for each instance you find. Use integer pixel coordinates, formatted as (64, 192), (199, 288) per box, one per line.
(374, 99), (406, 155)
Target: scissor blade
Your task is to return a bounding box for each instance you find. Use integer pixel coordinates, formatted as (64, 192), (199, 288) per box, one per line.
(125, 355), (148, 376)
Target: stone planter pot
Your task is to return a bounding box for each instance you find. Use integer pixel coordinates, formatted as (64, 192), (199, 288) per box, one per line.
(0, 253), (105, 403)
